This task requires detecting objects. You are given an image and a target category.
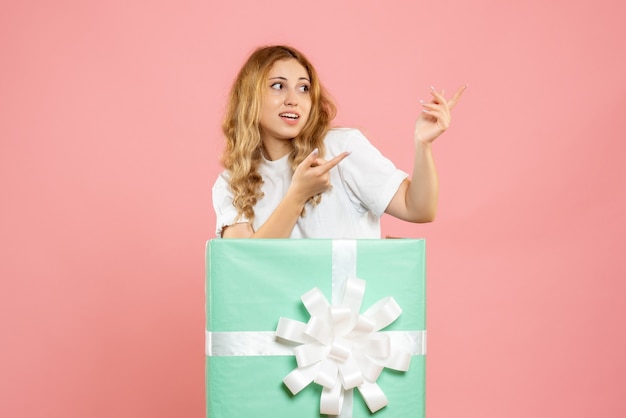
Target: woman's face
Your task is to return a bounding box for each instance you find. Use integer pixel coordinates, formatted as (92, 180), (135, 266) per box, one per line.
(259, 59), (312, 153)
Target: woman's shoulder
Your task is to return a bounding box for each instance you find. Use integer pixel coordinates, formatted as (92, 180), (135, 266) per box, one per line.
(324, 127), (377, 154)
(325, 127), (364, 140)
(324, 127), (369, 151)
(212, 170), (231, 191)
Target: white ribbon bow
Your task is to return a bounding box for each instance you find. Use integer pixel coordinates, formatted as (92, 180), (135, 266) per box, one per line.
(275, 276), (412, 416)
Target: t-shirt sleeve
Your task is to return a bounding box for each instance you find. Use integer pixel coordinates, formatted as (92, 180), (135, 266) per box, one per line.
(212, 172), (250, 237)
(336, 129), (408, 217)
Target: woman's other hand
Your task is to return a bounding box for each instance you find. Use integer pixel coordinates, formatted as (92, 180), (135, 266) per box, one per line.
(414, 85), (467, 144)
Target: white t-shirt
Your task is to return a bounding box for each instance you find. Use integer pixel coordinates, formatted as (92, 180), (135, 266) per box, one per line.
(212, 128), (408, 238)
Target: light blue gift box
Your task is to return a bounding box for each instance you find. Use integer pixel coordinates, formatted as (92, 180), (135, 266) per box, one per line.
(205, 239), (426, 417)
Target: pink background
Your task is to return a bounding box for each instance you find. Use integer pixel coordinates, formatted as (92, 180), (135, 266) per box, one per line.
(2, 0), (625, 417)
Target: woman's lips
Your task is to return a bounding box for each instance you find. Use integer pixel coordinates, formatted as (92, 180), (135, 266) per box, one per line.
(279, 112), (300, 124)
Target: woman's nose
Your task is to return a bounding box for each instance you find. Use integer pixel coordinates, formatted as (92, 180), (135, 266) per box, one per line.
(284, 89), (298, 106)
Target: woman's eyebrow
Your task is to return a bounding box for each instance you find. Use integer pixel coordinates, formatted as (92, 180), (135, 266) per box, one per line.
(268, 76), (311, 82)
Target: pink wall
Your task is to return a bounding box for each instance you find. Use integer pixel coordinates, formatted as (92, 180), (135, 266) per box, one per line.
(2, 0), (625, 417)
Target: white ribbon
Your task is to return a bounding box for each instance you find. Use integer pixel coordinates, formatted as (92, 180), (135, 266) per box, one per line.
(205, 240), (426, 417)
(275, 240), (421, 416)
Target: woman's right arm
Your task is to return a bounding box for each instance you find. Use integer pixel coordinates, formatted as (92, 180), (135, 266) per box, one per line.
(221, 190), (305, 238)
(222, 149), (350, 238)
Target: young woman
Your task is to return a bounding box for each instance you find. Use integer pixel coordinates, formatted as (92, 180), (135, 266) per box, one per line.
(213, 45), (465, 239)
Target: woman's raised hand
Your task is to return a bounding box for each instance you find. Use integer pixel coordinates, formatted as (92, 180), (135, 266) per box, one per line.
(415, 85), (466, 144)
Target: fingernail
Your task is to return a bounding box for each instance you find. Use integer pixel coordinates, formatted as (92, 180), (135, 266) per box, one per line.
(430, 85), (435, 91)
(312, 148), (319, 155)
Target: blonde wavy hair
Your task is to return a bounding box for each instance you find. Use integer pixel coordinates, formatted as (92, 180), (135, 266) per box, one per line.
(221, 45), (337, 224)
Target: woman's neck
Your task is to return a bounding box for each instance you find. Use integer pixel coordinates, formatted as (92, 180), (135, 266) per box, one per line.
(262, 140), (292, 161)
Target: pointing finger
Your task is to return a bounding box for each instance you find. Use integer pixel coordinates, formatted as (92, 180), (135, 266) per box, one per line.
(320, 151), (350, 172)
(297, 148), (321, 169)
(294, 148), (322, 174)
(311, 157), (327, 167)
(448, 84), (467, 109)
(306, 148), (320, 162)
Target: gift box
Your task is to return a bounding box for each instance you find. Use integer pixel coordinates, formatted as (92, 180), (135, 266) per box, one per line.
(205, 239), (426, 418)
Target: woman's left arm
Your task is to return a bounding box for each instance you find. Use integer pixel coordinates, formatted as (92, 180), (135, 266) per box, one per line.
(385, 85), (466, 222)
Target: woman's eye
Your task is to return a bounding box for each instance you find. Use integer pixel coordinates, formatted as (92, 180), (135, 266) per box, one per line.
(270, 82), (283, 90)
(299, 85), (310, 93)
